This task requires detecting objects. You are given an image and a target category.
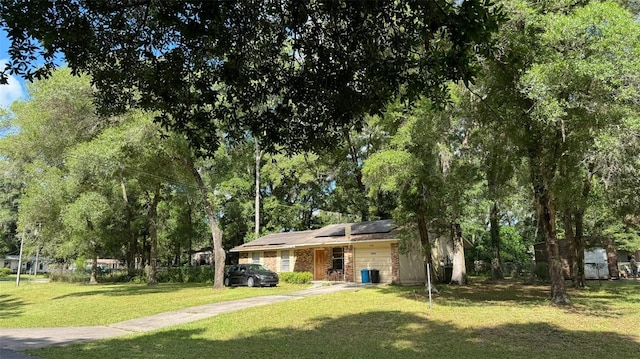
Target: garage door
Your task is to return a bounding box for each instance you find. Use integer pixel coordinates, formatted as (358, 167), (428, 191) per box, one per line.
(354, 243), (392, 283)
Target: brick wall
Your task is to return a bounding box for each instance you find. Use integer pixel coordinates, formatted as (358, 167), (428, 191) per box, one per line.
(391, 243), (399, 283)
(344, 245), (354, 282)
(239, 252), (249, 264)
(263, 251), (277, 271)
(294, 248), (313, 273)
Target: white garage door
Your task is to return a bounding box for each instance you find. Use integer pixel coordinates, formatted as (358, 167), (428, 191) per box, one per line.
(354, 243), (392, 283)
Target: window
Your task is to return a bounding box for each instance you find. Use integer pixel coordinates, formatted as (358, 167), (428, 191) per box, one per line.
(281, 250), (290, 272)
(332, 247), (344, 271)
(252, 251), (260, 264)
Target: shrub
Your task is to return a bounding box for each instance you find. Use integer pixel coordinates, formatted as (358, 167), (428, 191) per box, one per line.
(0, 267), (11, 278)
(159, 266), (215, 283)
(49, 271), (92, 283)
(279, 271), (313, 284)
(102, 270), (135, 283)
(130, 275), (147, 284)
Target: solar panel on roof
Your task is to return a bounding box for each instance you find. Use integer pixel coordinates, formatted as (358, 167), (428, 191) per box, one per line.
(351, 219), (395, 235)
(315, 225), (345, 237)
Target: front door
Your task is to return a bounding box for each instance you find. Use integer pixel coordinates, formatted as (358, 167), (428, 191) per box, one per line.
(314, 249), (325, 280)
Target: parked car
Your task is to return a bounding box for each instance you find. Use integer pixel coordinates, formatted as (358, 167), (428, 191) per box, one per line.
(224, 264), (279, 287)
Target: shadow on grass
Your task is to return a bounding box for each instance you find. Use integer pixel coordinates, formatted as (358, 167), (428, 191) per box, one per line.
(0, 294), (25, 320)
(376, 280), (550, 307)
(566, 281), (640, 318)
(375, 280), (638, 318)
(32, 311), (640, 359)
(576, 281), (640, 302)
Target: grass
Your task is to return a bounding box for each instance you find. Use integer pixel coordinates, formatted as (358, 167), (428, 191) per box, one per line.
(5, 279), (640, 358)
(0, 274), (43, 282)
(0, 281), (309, 327)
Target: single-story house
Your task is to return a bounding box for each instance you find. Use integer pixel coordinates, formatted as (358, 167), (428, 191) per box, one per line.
(3, 255), (50, 274)
(230, 219), (460, 285)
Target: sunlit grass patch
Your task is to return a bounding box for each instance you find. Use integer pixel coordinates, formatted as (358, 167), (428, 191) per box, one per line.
(0, 281), (309, 327)
(31, 280), (640, 359)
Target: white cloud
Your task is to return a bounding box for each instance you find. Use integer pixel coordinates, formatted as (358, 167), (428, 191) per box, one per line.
(0, 60), (25, 108)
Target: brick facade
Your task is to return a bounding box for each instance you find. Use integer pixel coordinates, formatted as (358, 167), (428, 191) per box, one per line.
(344, 245), (354, 282)
(391, 243), (399, 283)
(263, 251), (277, 271)
(238, 243), (400, 284)
(294, 248), (314, 273)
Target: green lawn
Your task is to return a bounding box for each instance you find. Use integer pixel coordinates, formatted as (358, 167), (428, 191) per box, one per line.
(0, 274), (42, 283)
(0, 281), (309, 327)
(19, 279), (640, 359)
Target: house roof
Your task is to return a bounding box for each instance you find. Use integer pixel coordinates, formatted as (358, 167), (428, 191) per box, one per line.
(237, 229), (320, 251)
(4, 255), (47, 261)
(230, 219), (477, 253)
(230, 219), (399, 252)
(87, 258), (122, 264)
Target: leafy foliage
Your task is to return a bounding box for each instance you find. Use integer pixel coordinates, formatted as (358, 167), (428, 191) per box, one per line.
(279, 271), (313, 284)
(0, 0), (503, 157)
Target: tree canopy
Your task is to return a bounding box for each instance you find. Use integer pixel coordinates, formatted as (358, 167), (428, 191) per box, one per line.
(0, 0), (503, 156)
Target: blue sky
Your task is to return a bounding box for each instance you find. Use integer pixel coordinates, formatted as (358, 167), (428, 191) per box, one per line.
(0, 28), (28, 109)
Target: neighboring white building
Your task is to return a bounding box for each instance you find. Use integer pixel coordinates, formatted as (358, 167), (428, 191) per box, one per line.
(584, 248), (609, 279)
(85, 258), (124, 271)
(3, 255), (50, 274)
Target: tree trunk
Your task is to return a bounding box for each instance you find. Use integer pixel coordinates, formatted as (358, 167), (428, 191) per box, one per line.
(534, 179), (570, 304)
(147, 187), (161, 286)
(142, 233), (148, 269)
(90, 251), (98, 284)
(188, 204), (193, 267)
(128, 228), (138, 275)
(187, 162), (226, 289)
(450, 223), (467, 285)
(527, 122), (570, 304)
(489, 201), (503, 280)
(562, 212), (579, 288)
(173, 153), (226, 288)
(417, 214), (437, 283)
(573, 163), (593, 287)
(121, 179), (137, 277)
(574, 209), (586, 287)
(255, 140), (263, 238)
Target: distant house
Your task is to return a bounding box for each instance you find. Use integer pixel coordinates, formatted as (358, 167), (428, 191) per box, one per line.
(534, 239), (640, 279)
(85, 258), (124, 272)
(189, 250), (212, 266)
(230, 219), (470, 285)
(3, 255), (49, 274)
